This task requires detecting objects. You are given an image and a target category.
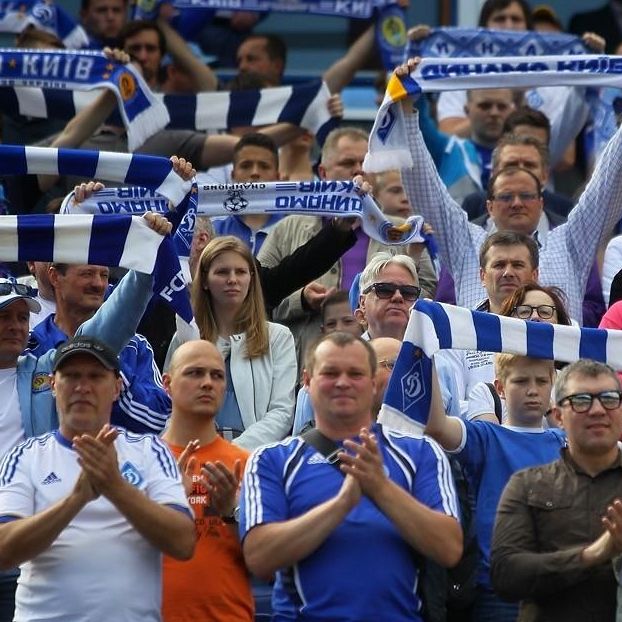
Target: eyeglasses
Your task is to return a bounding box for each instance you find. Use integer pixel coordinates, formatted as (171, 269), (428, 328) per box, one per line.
(362, 282), (421, 302)
(377, 359), (396, 371)
(512, 304), (556, 320)
(557, 391), (622, 414)
(0, 281), (35, 297)
(491, 192), (540, 205)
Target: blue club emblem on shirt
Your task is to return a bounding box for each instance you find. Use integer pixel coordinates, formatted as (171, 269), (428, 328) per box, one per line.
(121, 461), (143, 487)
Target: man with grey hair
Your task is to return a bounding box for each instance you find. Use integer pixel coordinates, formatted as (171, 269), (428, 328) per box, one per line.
(358, 253), (420, 341)
(491, 359), (622, 621)
(259, 126), (437, 366)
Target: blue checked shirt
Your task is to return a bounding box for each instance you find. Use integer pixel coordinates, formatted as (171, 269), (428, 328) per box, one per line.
(401, 111), (622, 324)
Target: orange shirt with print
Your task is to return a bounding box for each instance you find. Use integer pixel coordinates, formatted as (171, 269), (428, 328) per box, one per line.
(162, 437), (253, 622)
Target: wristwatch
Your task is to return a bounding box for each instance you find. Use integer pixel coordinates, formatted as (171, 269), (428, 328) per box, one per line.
(221, 506), (240, 524)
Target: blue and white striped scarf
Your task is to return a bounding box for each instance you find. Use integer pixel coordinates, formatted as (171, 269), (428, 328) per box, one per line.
(137, 0), (391, 20)
(0, 145), (196, 292)
(379, 299), (622, 435)
(0, 214), (193, 322)
(0, 49), (168, 150)
(0, 0), (88, 48)
(0, 79), (336, 144)
(365, 54), (622, 172)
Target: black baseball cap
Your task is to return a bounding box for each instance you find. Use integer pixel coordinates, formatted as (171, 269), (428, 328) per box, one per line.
(53, 337), (120, 373)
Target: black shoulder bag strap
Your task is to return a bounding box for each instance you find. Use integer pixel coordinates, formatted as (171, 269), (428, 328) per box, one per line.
(485, 382), (503, 424)
(300, 427), (343, 472)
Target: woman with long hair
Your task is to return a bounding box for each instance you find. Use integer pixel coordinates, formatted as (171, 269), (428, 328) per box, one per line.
(183, 236), (296, 450)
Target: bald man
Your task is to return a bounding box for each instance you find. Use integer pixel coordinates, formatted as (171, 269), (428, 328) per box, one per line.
(161, 340), (253, 622)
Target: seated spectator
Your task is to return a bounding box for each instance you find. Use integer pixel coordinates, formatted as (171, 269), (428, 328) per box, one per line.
(425, 353), (565, 621)
(321, 290), (363, 336)
(358, 253), (421, 341)
(491, 359), (622, 621)
(80, 0), (127, 49)
(373, 169), (413, 220)
(292, 290), (365, 435)
(171, 236), (297, 450)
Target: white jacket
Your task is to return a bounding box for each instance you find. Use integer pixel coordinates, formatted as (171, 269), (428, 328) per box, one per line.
(167, 321), (296, 450)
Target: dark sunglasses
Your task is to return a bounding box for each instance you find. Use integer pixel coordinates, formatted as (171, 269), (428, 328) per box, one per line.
(0, 281), (35, 297)
(362, 282), (421, 302)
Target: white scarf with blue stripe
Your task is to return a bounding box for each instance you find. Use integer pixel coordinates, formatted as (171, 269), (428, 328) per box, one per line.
(365, 54), (622, 172)
(379, 299), (622, 435)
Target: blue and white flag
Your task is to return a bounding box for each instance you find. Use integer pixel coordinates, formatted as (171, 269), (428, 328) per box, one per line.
(365, 54), (622, 172)
(0, 49), (168, 150)
(0, 79), (335, 144)
(407, 27), (588, 60)
(0, 0), (89, 48)
(0, 214), (193, 322)
(0, 145), (192, 206)
(66, 179), (427, 246)
(379, 299), (622, 434)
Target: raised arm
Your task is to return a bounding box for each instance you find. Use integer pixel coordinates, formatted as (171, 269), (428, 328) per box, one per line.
(157, 15), (218, 92)
(323, 24), (375, 94)
(424, 358), (464, 451)
(38, 48), (130, 193)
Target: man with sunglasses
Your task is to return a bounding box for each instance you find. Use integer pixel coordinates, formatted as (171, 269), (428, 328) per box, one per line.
(358, 253), (421, 341)
(491, 359), (622, 621)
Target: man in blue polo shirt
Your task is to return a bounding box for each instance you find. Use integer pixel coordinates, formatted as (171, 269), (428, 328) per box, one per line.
(240, 332), (462, 621)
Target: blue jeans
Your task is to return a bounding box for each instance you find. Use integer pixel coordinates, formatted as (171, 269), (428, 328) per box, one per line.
(472, 586), (518, 622)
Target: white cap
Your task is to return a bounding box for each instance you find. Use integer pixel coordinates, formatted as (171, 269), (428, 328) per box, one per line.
(0, 279), (41, 313)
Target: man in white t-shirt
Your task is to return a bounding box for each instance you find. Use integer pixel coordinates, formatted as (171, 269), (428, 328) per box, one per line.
(0, 336), (196, 622)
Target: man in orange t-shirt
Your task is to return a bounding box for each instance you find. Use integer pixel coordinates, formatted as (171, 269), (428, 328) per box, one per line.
(161, 340), (253, 622)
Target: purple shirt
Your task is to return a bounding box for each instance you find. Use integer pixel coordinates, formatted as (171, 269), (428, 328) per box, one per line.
(340, 225), (369, 290)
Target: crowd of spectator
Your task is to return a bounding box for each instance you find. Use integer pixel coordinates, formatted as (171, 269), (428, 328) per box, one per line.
(3, 0), (622, 621)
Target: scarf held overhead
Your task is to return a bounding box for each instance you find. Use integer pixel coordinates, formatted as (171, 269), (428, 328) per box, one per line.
(0, 49), (168, 150)
(379, 299), (622, 435)
(0, 80), (336, 144)
(364, 54), (622, 172)
(64, 180), (427, 247)
(0, 214), (193, 322)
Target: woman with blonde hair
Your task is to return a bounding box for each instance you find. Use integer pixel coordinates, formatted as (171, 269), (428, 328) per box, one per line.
(180, 235), (296, 450)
